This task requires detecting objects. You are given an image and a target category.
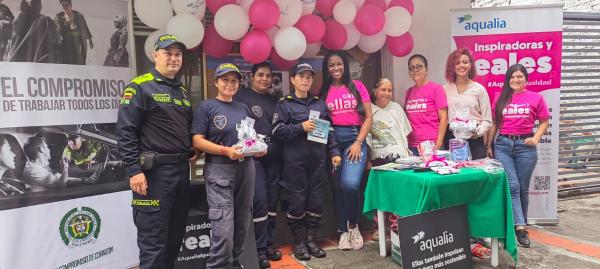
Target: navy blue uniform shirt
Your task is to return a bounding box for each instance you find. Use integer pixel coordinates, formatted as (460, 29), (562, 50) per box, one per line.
(272, 92), (340, 157)
(233, 87), (278, 137)
(116, 68), (193, 177)
(191, 98), (251, 151)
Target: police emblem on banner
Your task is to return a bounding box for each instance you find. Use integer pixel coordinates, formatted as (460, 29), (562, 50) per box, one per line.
(59, 207), (101, 247)
(214, 115), (227, 129)
(251, 106), (263, 118)
(272, 113), (279, 124)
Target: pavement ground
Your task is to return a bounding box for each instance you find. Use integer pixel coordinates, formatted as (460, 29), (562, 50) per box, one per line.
(269, 193), (600, 269)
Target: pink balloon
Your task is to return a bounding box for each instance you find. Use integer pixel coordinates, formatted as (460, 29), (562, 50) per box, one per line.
(322, 19), (347, 50)
(365, 0), (386, 11)
(270, 49), (298, 70)
(316, 0), (338, 17)
(386, 32), (413, 57)
(203, 24), (234, 58)
(241, 30), (272, 64)
(295, 15), (326, 43)
(355, 5), (385, 35)
(388, 0), (414, 15)
(206, 0), (237, 14)
(250, 0), (280, 30)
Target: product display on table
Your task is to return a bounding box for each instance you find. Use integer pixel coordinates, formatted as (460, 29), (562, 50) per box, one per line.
(417, 140), (436, 161)
(234, 117), (268, 156)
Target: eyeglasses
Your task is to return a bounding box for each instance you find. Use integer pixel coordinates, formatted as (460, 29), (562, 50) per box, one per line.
(408, 64), (425, 72)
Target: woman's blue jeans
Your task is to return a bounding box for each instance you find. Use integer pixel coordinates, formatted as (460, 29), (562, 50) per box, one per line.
(331, 126), (367, 232)
(493, 136), (538, 226)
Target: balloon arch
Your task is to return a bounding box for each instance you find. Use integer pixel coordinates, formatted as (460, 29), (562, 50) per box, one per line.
(136, 0), (415, 67)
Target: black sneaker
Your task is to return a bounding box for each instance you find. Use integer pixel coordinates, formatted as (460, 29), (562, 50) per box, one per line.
(516, 230), (530, 248)
(266, 247), (282, 261)
(293, 242), (311, 261)
(258, 255), (271, 269)
(233, 261), (244, 269)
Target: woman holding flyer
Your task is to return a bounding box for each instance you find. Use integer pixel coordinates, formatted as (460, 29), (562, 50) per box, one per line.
(486, 64), (550, 248)
(404, 54), (448, 155)
(272, 62), (341, 261)
(320, 51), (373, 251)
(191, 63), (266, 269)
(443, 48), (492, 159)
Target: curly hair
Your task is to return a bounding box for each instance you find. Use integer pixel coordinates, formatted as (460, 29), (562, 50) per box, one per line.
(445, 48), (476, 83)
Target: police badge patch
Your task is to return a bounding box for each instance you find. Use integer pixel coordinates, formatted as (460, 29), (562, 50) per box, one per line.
(214, 115), (227, 129)
(272, 113), (279, 124)
(251, 106), (263, 118)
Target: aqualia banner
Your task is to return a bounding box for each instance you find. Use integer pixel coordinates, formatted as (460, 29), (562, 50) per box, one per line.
(0, 0), (139, 268)
(450, 5), (562, 223)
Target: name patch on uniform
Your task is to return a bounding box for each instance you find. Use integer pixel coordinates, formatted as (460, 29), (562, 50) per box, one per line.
(214, 115), (227, 129)
(152, 93), (172, 103)
(132, 199), (160, 207)
(120, 87), (136, 105)
(272, 113), (279, 124)
(251, 106), (263, 118)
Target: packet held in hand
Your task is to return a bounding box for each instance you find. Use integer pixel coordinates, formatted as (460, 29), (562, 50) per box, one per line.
(234, 117), (268, 156)
(449, 107), (474, 161)
(307, 110), (330, 144)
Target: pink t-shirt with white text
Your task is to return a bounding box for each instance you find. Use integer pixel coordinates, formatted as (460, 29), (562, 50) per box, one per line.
(404, 81), (448, 147)
(326, 80), (372, 126)
(492, 90), (550, 135)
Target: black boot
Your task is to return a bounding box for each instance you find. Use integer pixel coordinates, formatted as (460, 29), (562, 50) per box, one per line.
(266, 247), (282, 261)
(290, 227), (311, 261)
(258, 255), (271, 269)
(306, 228), (326, 258)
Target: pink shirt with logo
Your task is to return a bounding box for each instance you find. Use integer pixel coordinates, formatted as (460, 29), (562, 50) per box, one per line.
(492, 90), (550, 135)
(325, 80), (372, 126)
(404, 81), (448, 147)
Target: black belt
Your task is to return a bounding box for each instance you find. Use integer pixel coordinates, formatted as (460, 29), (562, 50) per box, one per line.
(332, 125), (361, 128)
(155, 152), (193, 164)
(499, 134), (533, 140)
(205, 154), (245, 164)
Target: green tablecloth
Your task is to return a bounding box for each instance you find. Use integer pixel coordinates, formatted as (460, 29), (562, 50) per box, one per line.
(363, 167), (518, 263)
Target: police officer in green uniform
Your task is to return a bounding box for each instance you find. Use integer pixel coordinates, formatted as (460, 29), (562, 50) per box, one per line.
(116, 34), (195, 269)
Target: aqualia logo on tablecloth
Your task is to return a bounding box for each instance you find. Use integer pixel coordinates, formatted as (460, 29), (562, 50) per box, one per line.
(59, 207), (101, 247)
(458, 14), (507, 32)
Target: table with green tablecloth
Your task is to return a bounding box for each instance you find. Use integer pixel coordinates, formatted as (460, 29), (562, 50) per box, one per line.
(363, 167), (517, 267)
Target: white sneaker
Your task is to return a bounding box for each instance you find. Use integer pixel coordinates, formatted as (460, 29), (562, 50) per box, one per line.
(338, 232), (352, 250)
(349, 225), (364, 250)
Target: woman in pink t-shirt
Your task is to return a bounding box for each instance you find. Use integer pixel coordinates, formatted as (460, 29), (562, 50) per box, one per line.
(486, 64), (550, 248)
(320, 51), (373, 251)
(404, 54), (448, 154)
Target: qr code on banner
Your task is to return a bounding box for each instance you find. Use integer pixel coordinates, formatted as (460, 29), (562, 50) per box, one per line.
(534, 176), (551, 190)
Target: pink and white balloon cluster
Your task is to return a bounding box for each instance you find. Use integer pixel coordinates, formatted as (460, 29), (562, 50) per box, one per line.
(135, 0), (414, 67)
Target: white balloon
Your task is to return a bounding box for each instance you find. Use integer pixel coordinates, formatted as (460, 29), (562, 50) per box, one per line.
(357, 30), (386, 53)
(384, 6), (412, 37)
(135, 0), (173, 29)
(166, 14), (205, 49)
(274, 27), (307, 60)
(301, 0), (316, 15)
(144, 29), (166, 62)
(214, 4), (250, 40)
(351, 0), (365, 8)
(342, 23), (360, 50)
(303, 42), (321, 58)
(239, 0), (254, 11)
(333, 0), (356, 25)
(276, 0), (302, 28)
(171, 0), (207, 20)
